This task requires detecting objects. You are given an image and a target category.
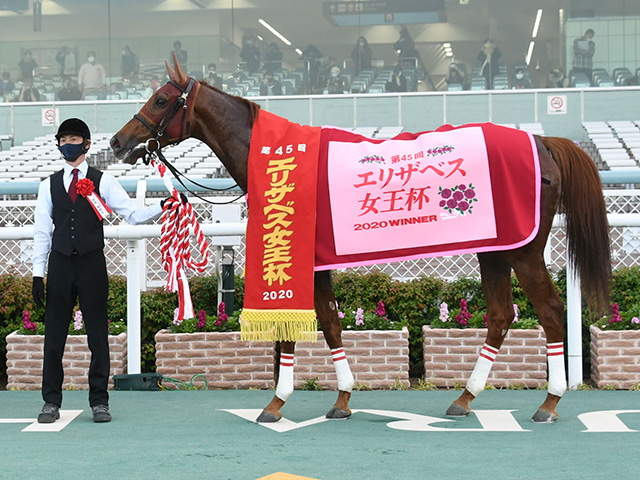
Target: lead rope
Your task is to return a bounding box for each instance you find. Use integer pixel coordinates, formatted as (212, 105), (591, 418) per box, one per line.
(152, 157), (209, 322)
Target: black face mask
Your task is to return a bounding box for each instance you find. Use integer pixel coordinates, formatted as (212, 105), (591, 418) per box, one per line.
(59, 140), (88, 162)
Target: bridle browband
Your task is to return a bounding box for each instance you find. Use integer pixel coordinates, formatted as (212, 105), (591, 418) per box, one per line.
(132, 77), (243, 205)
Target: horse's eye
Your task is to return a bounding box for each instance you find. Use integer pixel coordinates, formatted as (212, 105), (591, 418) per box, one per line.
(155, 97), (168, 107)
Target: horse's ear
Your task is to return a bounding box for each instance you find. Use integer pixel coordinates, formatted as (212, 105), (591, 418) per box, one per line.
(172, 52), (188, 86)
(165, 60), (177, 82)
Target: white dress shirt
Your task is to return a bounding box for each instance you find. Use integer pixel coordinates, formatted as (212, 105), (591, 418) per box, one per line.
(32, 160), (162, 277)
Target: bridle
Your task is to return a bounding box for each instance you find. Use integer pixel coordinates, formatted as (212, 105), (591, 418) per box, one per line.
(132, 77), (243, 205)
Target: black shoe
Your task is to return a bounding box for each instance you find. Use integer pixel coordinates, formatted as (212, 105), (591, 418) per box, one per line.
(37, 403), (60, 424)
(92, 404), (111, 423)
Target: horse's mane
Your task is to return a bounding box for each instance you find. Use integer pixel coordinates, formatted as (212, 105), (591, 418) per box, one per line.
(200, 80), (260, 128)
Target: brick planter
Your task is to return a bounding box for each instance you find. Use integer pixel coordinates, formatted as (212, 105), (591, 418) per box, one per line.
(422, 326), (547, 388)
(154, 330), (276, 389)
(590, 325), (640, 389)
(293, 328), (410, 389)
(6, 332), (128, 390)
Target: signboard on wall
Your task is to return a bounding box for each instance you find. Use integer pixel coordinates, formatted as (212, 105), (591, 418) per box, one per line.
(547, 95), (567, 115)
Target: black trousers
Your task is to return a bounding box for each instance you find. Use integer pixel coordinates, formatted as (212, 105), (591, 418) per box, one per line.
(42, 249), (110, 407)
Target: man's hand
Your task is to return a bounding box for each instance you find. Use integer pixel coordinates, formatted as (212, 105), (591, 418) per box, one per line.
(32, 277), (45, 308)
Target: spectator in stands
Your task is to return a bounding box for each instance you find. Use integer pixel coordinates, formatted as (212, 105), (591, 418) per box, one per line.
(0, 71), (15, 100)
(18, 50), (38, 83)
(15, 82), (40, 102)
(325, 66), (349, 94)
(206, 63), (223, 89)
(317, 56), (339, 92)
(394, 27), (421, 69)
(512, 67), (530, 89)
(143, 75), (161, 98)
(31, 117), (167, 425)
(299, 44), (324, 93)
(573, 29), (595, 82)
(120, 45), (140, 81)
(55, 46), (76, 78)
(477, 39), (502, 89)
(260, 71), (282, 96)
(240, 34), (261, 74)
(385, 65), (407, 93)
(351, 36), (372, 76)
(264, 42), (283, 72)
(57, 78), (82, 101)
(170, 40), (188, 69)
(548, 68), (569, 88)
(446, 63), (467, 88)
(77, 51), (106, 99)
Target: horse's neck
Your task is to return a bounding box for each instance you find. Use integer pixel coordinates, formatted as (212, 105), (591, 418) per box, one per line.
(192, 90), (252, 192)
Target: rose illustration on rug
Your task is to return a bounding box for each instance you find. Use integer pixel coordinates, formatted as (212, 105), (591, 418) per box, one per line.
(438, 183), (478, 215)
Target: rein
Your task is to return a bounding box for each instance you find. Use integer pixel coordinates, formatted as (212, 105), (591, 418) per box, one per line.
(134, 77), (244, 205)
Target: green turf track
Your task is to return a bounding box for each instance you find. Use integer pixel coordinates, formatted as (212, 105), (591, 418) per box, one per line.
(1, 389), (639, 480)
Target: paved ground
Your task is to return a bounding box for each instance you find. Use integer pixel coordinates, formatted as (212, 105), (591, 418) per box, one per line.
(1, 389), (639, 480)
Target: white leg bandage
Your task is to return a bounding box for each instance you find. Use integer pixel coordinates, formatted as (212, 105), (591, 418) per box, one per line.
(547, 342), (567, 397)
(331, 347), (354, 392)
(466, 344), (498, 396)
(275, 353), (294, 401)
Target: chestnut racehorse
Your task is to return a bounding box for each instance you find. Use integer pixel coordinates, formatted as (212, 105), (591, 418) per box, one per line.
(111, 57), (610, 424)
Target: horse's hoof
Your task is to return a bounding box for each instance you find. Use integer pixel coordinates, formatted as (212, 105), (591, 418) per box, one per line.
(256, 410), (282, 423)
(446, 403), (471, 417)
(531, 409), (558, 423)
(326, 407), (351, 419)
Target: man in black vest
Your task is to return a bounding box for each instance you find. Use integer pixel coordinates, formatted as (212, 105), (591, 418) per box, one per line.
(32, 118), (168, 423)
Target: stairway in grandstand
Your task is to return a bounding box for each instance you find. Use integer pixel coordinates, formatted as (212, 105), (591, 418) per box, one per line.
(581, 120), (640, 172)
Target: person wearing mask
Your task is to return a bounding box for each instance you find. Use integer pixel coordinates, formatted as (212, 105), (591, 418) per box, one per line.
(351, 36), (372, 76)
(260, 71), (282, 96)
(446, 63), (467, 88)
(18, 50), (38, 83)
(325, 66), (349, 94)
(240, 34), (261, 74)
(57, 78), (82, 101)
(170, 40), (188, 69)
(32, 118), (173, 424)
(394, 28), (421, 68)
(512, 67), (530, 89)
(573, 29), (595, 82)
(77, 52), (106, 99)
(120, 45), (140, 81)
(205, 63), (223, 90)
(385, 65), (407, 93)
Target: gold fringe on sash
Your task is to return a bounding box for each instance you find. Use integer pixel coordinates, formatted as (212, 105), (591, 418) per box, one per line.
(241, 309), (318, 342)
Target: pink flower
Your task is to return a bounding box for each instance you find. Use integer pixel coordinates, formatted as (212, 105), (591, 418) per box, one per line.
(609, 303), (622, 324)
(439, 302), (449, 323)
(355, 308), (364, 326)
(375, 301), (386, 316)
(217, 302), (228, 323)
(74, 310), (83, 331)
(632, 317), (640, 324)
(22, 310), (37, 332)
(455, 299), (472, 327)
(197, 309), (206, 329)
(214, 319), (222, 327)
(483, 314), (488, 327)
(172, 307), (182, 326)
(512, 304), (518, 323)
(338, 312), (345, 319)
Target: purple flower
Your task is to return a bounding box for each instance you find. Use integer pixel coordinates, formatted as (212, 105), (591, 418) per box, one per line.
(512, 304), (519, 323)
(197, 309), (206, 329)
(458, 184), (466, 191)
(439, 302), (449, 323)
(464, 189), (475, 199)
(214, 319), (222, 326)
(632, 317), (640, 324)
(441, 188), (452, 199)
(439, 200), (446, 207)
(458, 201), (469, 211)
(22, 310), (37, 332)
(338, 312), (345, 319)
(74, 310), (83, 331)
(483, 314), (488, 327)
(453, 191), (464, 201)
(375, 301), (386, 316)
(355, 308), (364, 326)
(609, 303), (622, 324)
(446, 198), (458, 209)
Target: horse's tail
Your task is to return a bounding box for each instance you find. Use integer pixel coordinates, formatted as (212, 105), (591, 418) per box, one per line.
(541, 136), (611, 312)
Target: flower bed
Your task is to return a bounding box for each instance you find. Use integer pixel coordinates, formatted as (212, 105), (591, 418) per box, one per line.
(422, 326), (547, 388)
(5, 332), (128, 390)
(154, 330), (276, 389)
(590, 325), (640, 389)
(293, 327), (410, 389)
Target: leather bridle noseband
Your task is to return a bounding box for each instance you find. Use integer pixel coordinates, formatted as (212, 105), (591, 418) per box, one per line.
(132, 77), (242, 204)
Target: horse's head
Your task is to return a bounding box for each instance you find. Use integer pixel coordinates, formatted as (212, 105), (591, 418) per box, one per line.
(110, 53), (201, 164)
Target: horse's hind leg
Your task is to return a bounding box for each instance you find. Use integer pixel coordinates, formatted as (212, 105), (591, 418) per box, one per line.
(257, 341), (295, 422)
(447, 252), (514, 416)
(315, 270), (354, 419)
(509, 254), (566, 423)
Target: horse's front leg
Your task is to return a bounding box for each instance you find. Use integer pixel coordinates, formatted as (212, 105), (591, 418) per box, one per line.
(257, 341), (296, 423)
(315, 270), (354, 419)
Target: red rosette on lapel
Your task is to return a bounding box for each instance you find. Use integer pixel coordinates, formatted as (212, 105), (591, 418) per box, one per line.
(76, 178), (112, 220)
